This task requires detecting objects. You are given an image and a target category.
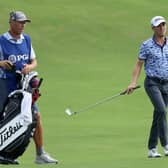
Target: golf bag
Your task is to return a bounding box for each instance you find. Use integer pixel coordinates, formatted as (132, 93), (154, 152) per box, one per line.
(0, 71), (42, 163)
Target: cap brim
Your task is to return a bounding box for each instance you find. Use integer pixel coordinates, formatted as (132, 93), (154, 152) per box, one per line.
(152, 20), (166, 27)
(17, 19), (31, 22)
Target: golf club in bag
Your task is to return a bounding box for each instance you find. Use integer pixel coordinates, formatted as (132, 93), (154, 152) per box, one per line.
(65, 85), (140, 116)
(0, 70), (43, 164)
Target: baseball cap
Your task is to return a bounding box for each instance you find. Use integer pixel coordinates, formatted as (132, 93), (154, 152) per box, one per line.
(9, 11), (31, 22)
(151, 16), (166, 27)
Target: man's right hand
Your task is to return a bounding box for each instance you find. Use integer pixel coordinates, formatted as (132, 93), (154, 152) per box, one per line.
(0, 60), (14, 70)
(126, 84), (137, 94)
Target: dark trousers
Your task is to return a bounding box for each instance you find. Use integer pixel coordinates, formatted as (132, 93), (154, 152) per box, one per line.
(0, 78), (8, 116)
(144, 76), (168, 149)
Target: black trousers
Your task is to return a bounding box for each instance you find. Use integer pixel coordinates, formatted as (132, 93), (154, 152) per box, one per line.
(144, 76), (168, 149)
(0, 78), (8, 116)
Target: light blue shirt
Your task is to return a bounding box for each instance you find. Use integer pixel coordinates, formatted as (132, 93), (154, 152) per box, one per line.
(139, 36), (168, 79)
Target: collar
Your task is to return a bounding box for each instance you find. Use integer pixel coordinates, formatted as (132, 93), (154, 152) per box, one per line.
(3, 32), (24, 44)
(152, 35), (167, 47)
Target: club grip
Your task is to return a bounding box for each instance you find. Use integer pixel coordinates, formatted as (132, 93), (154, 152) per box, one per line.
(120, 85), (141, 95)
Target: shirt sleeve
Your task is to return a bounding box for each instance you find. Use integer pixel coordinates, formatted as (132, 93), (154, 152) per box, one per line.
(30, 44), (36, 60)
(138, 43), (147, 60)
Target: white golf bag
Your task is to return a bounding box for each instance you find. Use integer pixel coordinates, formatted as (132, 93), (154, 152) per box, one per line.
(0, 71), (42, 164)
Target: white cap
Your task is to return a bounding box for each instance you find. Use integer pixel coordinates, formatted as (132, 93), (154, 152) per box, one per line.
(151, 16), (166, 27)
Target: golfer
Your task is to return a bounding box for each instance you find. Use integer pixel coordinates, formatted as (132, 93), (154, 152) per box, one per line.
(0, 11), (58, 164)
(127, 16), (168, 158)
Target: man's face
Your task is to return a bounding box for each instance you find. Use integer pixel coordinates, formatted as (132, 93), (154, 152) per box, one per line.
(10, 21), (26, 35)
(153, 22), (167, 37)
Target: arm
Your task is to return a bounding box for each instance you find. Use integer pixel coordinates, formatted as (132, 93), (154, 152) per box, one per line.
(126, 59), (144, 94)
(22, 44), (37, 74)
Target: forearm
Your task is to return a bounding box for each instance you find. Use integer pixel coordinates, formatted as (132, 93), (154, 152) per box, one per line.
(130, 59), (143, 85)
(29, 59), (37, 70)
(126, 59), (144, 94)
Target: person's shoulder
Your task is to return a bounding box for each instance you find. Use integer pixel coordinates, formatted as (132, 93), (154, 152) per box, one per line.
(23, 33), (31, 39)
(0, 32), (7, 38)
(0, 33), (6, 42)
(23, 33), (31, 42)
(142, 37), (153, 45)
(140, 38), (153, 49)
(0, 32), (12, 41)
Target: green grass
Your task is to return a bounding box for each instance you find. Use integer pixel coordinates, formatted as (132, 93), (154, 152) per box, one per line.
(1, 0), (168, 167)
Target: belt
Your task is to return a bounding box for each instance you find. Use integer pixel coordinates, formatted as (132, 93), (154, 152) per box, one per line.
(147, 76), (168, 84)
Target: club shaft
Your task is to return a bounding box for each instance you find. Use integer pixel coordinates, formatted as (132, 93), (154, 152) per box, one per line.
(75, 93), (121, 114)
(74, 85), (141, 114)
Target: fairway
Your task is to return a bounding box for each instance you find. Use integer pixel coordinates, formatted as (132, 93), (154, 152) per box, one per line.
(1, 0), (168, 167)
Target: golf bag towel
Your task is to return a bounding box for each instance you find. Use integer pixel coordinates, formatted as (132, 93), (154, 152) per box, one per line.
(0, 90), (36, 160)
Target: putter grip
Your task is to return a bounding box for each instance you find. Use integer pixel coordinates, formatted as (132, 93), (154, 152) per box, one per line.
(121, 85), (141, 95)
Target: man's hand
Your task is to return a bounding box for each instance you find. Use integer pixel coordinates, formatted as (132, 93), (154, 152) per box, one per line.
(21, 64), (33, 74)
(0, 60), (14, 70)
(126, 84), (137, 94)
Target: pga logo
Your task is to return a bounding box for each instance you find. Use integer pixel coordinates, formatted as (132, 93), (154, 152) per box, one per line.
(8, 54), (29, 63)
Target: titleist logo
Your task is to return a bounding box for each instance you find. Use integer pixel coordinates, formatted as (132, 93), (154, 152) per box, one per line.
(0, 121), (23, 147)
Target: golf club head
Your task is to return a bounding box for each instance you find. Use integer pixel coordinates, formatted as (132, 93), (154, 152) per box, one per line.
(65, 108), (76, 116)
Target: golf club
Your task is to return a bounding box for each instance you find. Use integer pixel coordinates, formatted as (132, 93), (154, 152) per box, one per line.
(65, 85), (141, 116)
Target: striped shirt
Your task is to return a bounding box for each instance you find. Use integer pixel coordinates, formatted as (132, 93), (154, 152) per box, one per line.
(139, 36), (168, 79)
